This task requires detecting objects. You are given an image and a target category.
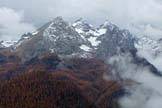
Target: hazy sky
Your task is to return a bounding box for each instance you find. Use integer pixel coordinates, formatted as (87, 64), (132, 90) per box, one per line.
(0, 0), (162, 40)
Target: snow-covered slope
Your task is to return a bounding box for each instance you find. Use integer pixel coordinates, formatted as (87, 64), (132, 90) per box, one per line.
(135, 36), (162, 57)
(73, 19), (162, 74)
(7, 17), (137, 62)
(14, 17), (92, 62)
(12, 17), (136, 57)
(96, 21), (136, 59)
(72, 18), (136, 58)
(135, 36), (162, 72)
(8, 17), (161, 75)
(72, 18), (101, 50)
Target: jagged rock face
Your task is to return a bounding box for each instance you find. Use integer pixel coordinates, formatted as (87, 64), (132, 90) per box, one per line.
(2, 17), (162, 62)
(14, 33), (33, 49)
(96, 22), (136, 59)
(72, 19), (102, 50)
(73, 19), (137, 59)
(135, 36), (162, 57)
(73, 18), (95, 33)
(14, 17), (88, 62)
(42, 17), (88, 54)
(11, 17), (160, 75)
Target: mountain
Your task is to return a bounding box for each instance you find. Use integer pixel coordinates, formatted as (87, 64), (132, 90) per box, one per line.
(96, 21), (136, 59)
(72, 18), (102, 49)
(2, 17), (159, 76)
(13, 17), (90, 62)
(11, 17), (137, 62)
(0, 16), (162, 108)
(135, 36), (162, 57)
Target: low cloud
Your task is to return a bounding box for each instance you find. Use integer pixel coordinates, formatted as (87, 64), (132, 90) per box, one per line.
(106, 53), (162, 108)
(135, 39), (162, 72)
(0, 7), (35, 41)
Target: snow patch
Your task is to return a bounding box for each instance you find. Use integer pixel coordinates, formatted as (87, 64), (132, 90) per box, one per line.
(88, 37), (101, 46)
(32, 31), (38, 35)
(75, 28), (84, 34)
(96, 29), (107, 36)
(80, 45), (91, 51)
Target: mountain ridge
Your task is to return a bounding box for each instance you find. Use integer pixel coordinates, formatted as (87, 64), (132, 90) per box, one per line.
(0, 17), (161, 75)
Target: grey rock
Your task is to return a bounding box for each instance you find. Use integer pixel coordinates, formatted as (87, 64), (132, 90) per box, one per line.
(14, 17), (88, 62)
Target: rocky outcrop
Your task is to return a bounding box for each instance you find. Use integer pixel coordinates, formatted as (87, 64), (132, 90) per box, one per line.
(14, 17), (88, 62)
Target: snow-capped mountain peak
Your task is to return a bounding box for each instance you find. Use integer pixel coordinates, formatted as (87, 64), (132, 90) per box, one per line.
(13, 17), (93, 62)
(135, 36), (162, 57)
(100, 20), (117, 31)
(72, 19), (102, 48)
(7, 17), (160, 68)
(73, 18), (94, 32)
(43, 17), (73, 42)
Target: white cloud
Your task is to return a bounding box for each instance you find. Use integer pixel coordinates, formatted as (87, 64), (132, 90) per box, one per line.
(107, 53), (162, 108)
(0, 0), (162, 39)
(0, 7), (35, 41)
(119, 71), (162, 108)
(137, 49), (162, 72)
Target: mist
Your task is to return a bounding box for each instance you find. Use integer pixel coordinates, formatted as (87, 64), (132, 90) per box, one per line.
(106, 53), (162, 108)
(0, 7), (35, 41)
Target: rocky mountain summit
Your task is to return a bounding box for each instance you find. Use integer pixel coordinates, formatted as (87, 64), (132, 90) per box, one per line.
(8, 17), (136, 62)
(13, 17), (89, 62)
(1, 17), (161, 75)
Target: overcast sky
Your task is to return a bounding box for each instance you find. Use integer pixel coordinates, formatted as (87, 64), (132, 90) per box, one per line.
(0, 0), (162, 40)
